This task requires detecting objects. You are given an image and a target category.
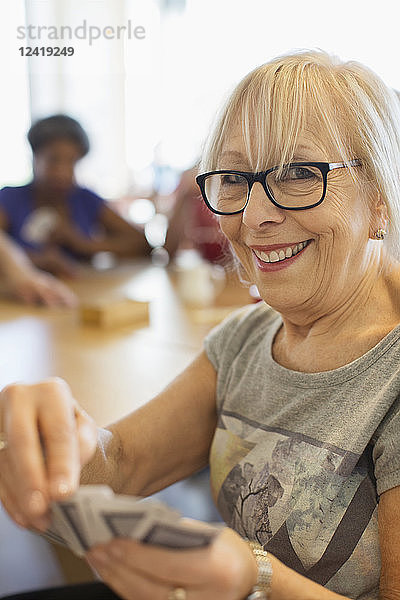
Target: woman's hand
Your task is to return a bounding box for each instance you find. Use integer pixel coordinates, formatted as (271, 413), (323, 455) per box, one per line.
(29, 246), (78, 278)
(48, 220), (93, 256)
(86, 527), (257, 600)
(0, 378), (97, 530)
(6, 267), (78, 307)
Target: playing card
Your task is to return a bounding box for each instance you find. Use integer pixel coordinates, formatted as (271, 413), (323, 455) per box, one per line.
(41, 522), (69, 548)
(141, 517), (220, 549)
(20, 207), (59, 244)
(42, 485), (221, 557)
(81, 494), (156, 546)
(125, 498), (180, 542)
(65, 485), (114, 549)
(51, 499), (88, 556)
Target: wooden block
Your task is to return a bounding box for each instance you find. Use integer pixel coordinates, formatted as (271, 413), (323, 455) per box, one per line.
(80, 297), (150, 328)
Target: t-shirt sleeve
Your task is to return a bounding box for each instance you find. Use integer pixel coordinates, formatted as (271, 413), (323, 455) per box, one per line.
(204, 302), (277, 411)
(0, 187), (13, 215)
(372, 394), (400, 495)
(82, 188), (105, 220)
(72, 188), (106, 235)
(204, 305), (251, 371)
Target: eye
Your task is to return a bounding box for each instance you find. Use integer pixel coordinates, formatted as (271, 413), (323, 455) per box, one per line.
(283, 166), (318, 181)
(219, 173), (245, 186)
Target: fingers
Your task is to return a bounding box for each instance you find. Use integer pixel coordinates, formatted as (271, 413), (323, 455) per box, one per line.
(33, 273), (78, 307)
(87, 552), (175, 600)
(0, 467), (30, 528)
(86, 541), (232, 600)
(0, 378), (91, 528)
(91, 539), (211, 587)
(9, 273), (77, 307)
(86, 529), (256, 600)
(18, 273), (78, 307)
(37, 381), (81, 499)
(50, 279), (78, 307)
(3, 386), (50, 524)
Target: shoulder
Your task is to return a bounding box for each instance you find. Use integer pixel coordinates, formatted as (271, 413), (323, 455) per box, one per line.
(0, 184), (31, 208)
(224, 301), (277, 330)
(72, 185), (105, 205)
(204, 302), (279, 369)
(0, 184), (30, 198)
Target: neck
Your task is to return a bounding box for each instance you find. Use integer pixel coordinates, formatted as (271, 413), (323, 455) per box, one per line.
(32, 181), (71, 205)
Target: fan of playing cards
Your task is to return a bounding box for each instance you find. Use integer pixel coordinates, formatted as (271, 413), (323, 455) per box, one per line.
(42, 485), (220, 557)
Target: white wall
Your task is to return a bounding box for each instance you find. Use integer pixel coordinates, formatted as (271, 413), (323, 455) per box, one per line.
(1, 0), (400, 196)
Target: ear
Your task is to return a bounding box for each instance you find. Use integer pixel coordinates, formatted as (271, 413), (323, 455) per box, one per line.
(368, 192), (388, 239)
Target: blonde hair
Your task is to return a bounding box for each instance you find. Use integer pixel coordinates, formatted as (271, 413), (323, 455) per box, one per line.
(201, 49), (400, 260)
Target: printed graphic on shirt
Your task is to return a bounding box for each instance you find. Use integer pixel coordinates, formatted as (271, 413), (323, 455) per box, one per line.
(210, 410), (378, 586)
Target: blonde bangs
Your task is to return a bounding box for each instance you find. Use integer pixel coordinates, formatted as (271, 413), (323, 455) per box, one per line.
(239, 64), (305, 172)
(203, 52), (356, 174)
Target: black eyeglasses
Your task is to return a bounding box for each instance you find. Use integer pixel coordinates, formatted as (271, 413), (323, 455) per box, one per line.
(195, 160), (361, 215)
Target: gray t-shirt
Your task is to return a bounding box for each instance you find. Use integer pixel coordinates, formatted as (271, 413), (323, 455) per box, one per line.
(204, 302), (400, 600)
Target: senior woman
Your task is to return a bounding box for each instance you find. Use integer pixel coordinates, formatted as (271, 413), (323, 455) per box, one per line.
(0, 50), (400, 600)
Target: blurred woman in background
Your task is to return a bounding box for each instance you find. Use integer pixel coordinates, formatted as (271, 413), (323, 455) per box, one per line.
(0, 115), (149, 277)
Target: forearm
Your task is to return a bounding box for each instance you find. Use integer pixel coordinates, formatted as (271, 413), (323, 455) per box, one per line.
(0, 232), (34, 279)
(81, 352), (217, 497)
(81, 412), (212, 498)
(79, 232), (150, 257)
(116, 401), (213, 498)
(268, 554), (348, 600)
(114, 397), (215, 497)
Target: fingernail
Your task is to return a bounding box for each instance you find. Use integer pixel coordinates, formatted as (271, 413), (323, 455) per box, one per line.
(27, 490), (47, 515)
(51, 478), (72, 498)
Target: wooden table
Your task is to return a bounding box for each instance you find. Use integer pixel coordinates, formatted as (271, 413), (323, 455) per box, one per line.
(0, 260), (251, 425)
(0, 260), (252, 596)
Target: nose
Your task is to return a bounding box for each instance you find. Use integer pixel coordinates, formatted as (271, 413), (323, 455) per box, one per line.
(242, 182), (285, 229)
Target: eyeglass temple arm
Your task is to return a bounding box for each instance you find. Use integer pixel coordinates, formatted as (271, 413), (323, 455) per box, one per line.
(328, 159), (361, 169)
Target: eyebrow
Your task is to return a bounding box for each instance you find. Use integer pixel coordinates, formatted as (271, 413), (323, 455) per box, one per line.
(217, 147), (319, 169)
(218, 150), (249, 167)
(292, 144), (319, 161)
(220, 150), (245, 158)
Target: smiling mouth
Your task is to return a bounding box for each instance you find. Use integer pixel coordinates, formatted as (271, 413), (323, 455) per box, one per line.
(253, 240), (311, 263)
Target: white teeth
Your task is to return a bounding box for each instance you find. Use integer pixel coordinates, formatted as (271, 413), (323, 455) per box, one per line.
(269, 251), (279, 262)
(261, 252), (270, 262)
(254, 240), (309, 264)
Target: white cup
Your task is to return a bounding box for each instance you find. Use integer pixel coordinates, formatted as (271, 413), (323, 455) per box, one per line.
(176, 251), (226, 307)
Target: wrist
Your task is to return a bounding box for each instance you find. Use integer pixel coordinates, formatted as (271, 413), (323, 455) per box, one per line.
(245, 541), (272, 600)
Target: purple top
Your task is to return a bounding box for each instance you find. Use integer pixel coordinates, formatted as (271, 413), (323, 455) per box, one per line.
(0, 183), (105, 252)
